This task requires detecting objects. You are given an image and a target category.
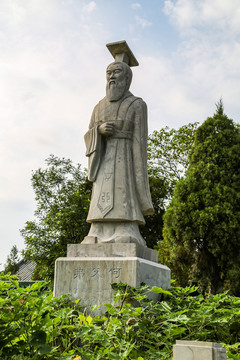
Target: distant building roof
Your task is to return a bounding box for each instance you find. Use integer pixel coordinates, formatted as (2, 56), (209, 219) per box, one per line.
(17, 260), (36, 281)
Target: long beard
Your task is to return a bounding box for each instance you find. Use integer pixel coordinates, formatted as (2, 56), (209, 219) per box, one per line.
(106, 80), (127, 102)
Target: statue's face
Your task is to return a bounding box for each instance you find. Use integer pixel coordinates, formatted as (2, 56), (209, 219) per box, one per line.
(106, 63), (125, 85)
(106, 63), (128, 102)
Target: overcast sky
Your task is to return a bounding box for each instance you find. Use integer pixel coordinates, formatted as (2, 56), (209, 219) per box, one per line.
(1, 0), (240, 270)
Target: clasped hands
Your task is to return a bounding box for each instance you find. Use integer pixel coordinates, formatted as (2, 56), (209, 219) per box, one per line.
(99, 122), (114, 136)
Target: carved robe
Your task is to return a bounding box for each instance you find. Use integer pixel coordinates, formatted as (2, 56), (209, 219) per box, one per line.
(84, 91), (154, 225)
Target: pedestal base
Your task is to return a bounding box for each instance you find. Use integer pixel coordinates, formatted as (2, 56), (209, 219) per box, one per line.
(173, 341), (227, 360)
(67, 243), (158, 262)
(54, 255), (170, 314)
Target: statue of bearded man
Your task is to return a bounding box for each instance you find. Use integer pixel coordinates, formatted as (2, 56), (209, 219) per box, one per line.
(83, 60), (154, 246)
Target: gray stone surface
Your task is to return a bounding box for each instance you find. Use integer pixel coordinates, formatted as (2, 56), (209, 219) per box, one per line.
(106, 40), (139, 67)
(173, 340), (227, 360)
(82, 40), (154, 246)
(67, 243), (158, 263)
(54, 256), (170, 314)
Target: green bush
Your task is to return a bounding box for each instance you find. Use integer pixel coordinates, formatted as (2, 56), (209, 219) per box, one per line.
(0, 274), (240, 359)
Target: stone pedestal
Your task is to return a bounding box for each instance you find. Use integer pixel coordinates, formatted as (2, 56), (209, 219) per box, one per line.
(67, 243), (158, 262)
(54, 243), (170, 314)
(173, 341), (227, 360)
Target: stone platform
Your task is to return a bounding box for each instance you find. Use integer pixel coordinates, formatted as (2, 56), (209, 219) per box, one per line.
(54, 243), (171, 314)
(67, 243), (158, 262)
(173, 340), (227, 360)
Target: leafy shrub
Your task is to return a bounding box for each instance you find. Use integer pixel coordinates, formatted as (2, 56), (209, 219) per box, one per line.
(0, 274), (240, 359)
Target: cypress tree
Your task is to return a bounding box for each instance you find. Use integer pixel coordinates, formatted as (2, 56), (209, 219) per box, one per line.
(162, 101), (240, 294)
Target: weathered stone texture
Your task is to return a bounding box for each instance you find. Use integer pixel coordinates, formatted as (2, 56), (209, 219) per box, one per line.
(173, 340), (227, 360)
(67, 243), (158, 262)
(54, 256), (170, 314)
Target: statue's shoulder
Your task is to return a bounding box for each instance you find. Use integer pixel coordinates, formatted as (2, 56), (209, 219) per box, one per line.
(94, 96), (107, 110)
(126, 94), (147, 112)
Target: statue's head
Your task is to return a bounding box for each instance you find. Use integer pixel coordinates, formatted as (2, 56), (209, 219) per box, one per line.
(106, 61), (133, 102)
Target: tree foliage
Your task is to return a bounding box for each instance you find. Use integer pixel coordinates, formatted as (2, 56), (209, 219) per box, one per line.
(21, 155), (91, 281)
(143, 123), (198, 247)
(161, 102), (240, 295)
(3, 245), (20, 275)
(147, 122), (198, 204)
(141, 176), (167, 248)
(20, 124), (198, 279)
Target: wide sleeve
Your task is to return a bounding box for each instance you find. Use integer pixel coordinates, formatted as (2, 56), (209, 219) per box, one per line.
(84, 104), (102, 182)
(132, 99), (154, 215)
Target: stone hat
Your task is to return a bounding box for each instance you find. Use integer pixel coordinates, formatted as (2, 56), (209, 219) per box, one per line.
(106, 40), (139, 67)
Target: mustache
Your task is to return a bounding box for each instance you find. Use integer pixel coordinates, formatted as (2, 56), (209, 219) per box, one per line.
(108, 80), (118, 87)
(106, 80), (126, 101)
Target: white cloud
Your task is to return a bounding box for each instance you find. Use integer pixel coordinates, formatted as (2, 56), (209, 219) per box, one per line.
(163, 0), (198, 29)
(163, 0), (240, 33)
(135, 15), (152, 28)
(161, 0), (240, 120)
(82, 1), (97, 13)
(133, 54), (207, 132)
(131, 3), (141, 10)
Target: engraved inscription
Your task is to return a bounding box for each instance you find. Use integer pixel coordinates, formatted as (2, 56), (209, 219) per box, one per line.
(74, 266), (103, 279)
(109, 267), (121, 278)
(89, 266), (102, 278)
(100, 192), (111, 203)
(73, 265), (122, 281)
(74, 267), (85, 279)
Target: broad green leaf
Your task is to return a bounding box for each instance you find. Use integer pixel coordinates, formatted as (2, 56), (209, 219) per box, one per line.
(86, 315), (92, 325)
(151, 286), (172, 296)
(38, 343), (52, 355)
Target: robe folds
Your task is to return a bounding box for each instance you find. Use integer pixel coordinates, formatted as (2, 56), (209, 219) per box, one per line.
(84, 91), (154, 225)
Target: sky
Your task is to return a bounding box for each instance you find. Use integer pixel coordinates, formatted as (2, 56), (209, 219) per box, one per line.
(0, 0), (240, 270)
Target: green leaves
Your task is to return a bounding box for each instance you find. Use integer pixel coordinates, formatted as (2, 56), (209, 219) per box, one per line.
(148, 122), (198, 201)
(21, 155), (91, 281)
(19, 123), (198, 266)
(29, 330), (51, 355)
(143, 122), (198, 248)
(151, 286), (172, 296)
(162, 109), (240, 295)
(1, 274), (240, 359)
(3, 245), (20, 275)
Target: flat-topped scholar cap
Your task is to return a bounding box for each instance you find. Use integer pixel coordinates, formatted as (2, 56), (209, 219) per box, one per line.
(106, 40), (139, 67)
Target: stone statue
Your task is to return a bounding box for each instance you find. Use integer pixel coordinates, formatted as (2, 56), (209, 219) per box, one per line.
(82, 41), (154, 246)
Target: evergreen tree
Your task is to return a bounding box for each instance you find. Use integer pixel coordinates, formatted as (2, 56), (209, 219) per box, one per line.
(162, 102), (240, 295)
(4, 245), (20, 275)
